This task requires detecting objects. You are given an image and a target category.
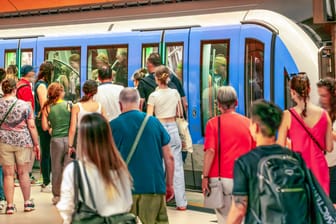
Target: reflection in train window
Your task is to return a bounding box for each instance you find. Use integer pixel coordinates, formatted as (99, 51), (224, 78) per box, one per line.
(87, 45), (128, 87)
(142, 44), (159, 69)
(166, 43), (184, 83)
(284, 68), (294, 109)
(45, 47), (81, 102)
(244, 39), (264, 116)
(5, 49), (33, 79)
(201, 40), (230, 132)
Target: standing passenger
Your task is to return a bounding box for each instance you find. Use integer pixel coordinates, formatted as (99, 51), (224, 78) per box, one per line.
(0, 79), (40, 214)
(94, 66), (123, 121)
(202, 86), (254, 224)
(41, 83), (72, 205)
(277, 73), (333, 194)
(317, 77), (336, 204)
(110, 88), (175, 224)
(0, 68), (7, 209)
(16, 65), (35, 110)
(57, 113), (133, 224)
(34, 62), (53, 193)
(147, 65), (188, 210)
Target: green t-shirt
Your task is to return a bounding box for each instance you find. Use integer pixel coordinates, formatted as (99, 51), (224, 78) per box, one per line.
(48, 101), (70, 137)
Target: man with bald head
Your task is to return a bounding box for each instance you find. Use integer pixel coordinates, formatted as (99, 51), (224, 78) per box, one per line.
(110, 88), (175, 224)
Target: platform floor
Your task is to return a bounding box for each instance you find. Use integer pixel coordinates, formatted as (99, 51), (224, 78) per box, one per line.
(0, 184), (218, 224)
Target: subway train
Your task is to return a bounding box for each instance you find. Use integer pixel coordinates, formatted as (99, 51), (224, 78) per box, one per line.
(0, 9), (330, 189)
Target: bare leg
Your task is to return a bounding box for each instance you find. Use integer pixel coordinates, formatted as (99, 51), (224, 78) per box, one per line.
(2, 165), (15, 206)
(17, 163), (31, 201)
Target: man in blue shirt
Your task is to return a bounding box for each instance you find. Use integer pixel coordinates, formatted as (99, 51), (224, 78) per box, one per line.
(110, 88), (174, 224)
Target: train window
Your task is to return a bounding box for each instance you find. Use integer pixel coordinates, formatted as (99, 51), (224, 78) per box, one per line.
(201, 40), (230, 132)
(166, 43), (184, 83)
(87, 45), (128, 87)
(244, 39), (264, 116)
(44, 47), (81, 102)
(5, 49), (33, 79)
(319, 46), (335, 79)
(284, 68), (294, 109)
(142, 44), (159, 68)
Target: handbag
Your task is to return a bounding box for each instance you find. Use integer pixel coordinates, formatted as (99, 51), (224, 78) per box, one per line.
(204, 116), (231, 209)
(176, 100), (193, 153)
(72, 160), (137, 224)
(289, 109), (325, 152)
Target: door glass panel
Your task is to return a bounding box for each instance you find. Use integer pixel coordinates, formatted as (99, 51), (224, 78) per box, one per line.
(44, 48), (81, 102)
(319, 46), (335, 79)
(201, 40), (229, 132)
(142, 44), (159, 69)
(87, 45), (128, 87)
(5, 49), (33, 79)
(244, 39), (264, 116)
(166, 43), (184, 83)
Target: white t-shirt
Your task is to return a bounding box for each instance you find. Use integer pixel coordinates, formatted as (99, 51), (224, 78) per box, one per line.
(326, 121), (336, 167)
(57, 161), (132, 224)
(147, 88), (180, 119)
(94, 83), (123, 121)
(77, 102), (102, 126)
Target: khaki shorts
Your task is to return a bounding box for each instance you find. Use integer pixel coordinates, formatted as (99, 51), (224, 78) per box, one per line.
(0, 143), (32, 166)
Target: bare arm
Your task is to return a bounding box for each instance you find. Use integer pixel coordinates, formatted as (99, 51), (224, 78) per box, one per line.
(139, 98), (145, 111)
(68, 104), (79, 147)
(37, 84), (48, 111)
(27, 109), (40, 160)
(41, 107), (50, 131)
(202, 148), (215, 194)
(276, 110), (290, 146)
(147, 104), (154, 116)
(181, 96), (188, 118)
(227, 196), (248, 224)
(325, 114), (333, 152)
(162, 144), (175, 201)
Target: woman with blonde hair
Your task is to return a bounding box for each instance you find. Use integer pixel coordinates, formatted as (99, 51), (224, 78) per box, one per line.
(147, 65), (188, 210)
(57, 113), (133, 224)
(41, 83), (72, 205)
(68, 80), (106, 156)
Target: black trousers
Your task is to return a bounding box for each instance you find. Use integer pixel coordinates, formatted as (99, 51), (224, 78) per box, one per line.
(329, 165), (336, 203)
(36, 118), (51, 186)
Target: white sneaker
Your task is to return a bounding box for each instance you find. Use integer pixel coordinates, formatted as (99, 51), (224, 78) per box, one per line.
(41, 184), (52, 193)
(0, 200), (6, 210)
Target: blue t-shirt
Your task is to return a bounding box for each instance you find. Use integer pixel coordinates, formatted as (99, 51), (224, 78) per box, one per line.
(110, 110), (170, 194)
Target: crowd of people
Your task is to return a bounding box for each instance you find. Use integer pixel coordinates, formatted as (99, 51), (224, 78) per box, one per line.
(0, 53), (336, 224)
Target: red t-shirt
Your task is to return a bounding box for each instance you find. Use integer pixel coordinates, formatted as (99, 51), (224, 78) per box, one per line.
(204, 113), (255, 178)
(16, 79), (34, 111)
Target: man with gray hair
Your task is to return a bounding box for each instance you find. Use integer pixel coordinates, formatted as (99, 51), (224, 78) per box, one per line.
(110, 87), (175, 224)
(202, 86), (254, 224)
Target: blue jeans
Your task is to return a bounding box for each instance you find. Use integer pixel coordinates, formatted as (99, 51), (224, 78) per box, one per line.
(162, 122), (187, 207)
(0, 166), (5, 200)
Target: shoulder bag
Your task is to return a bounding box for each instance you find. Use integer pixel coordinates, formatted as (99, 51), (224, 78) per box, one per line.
(176, 100), (193, 153)
(71, 115), (150, 224)
(0, 99), (18, 128)
(289, 109), (325, 152)
(204, 116), (232, 209)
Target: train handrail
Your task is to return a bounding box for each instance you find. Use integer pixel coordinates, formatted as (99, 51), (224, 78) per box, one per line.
(241, 19), (279, 35)
(132, 25), (200, 32)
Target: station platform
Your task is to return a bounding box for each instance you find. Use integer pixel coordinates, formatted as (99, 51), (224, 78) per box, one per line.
(0, 184), (218, 224)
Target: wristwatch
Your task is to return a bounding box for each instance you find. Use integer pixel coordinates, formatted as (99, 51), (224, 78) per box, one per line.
(201, 175), (209, 179)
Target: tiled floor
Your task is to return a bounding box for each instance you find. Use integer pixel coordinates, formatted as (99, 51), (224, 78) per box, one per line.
(0, 185), (217, 224)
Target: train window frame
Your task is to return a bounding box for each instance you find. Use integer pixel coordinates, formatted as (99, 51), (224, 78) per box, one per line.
(141, 44), (159, 68)
(86, 44), (129, 86)
(44, 47), (81, 101)
(318, 46), (335, 79)
(4, 49), (34, 68)
(200, 39), (230, 135)
(165, 42), (184, 84)
(244, 38), (265, 117)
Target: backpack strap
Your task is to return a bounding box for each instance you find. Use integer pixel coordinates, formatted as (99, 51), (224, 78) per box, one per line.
(289, 109), (325, 152)
(0, 99), (18, 127)
(16, 83), (30, 97)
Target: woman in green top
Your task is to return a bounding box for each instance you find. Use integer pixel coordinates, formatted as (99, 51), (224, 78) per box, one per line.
(41, 82), (72, 205)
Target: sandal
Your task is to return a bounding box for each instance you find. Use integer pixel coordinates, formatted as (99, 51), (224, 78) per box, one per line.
(24, 200), (35, 212)
(6, 205), (16, 215)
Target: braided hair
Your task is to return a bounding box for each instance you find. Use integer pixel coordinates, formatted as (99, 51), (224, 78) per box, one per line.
(290, 73), (310, 117)
(155, 65), (170, 85)
(42, 83), (64, 112)
(79, 80), (98, 102)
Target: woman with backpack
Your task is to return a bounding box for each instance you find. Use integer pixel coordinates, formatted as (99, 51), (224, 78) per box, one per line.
(41, 82), (72, 205)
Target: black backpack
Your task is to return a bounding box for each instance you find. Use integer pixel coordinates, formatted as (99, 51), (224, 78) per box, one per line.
(252, 151), (310, 224)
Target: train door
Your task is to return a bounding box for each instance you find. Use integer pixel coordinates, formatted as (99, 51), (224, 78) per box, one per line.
(239, 23), (275, 116)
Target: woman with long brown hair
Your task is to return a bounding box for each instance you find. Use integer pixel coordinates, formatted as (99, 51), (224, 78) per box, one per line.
(277, 73), (333, 194)
(41, 82), (72, 205)
(317, 77), (336, 203)
(57, 113), (132, 224)
(34, 61), (53, 192)
(68, 80), (106, 155)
